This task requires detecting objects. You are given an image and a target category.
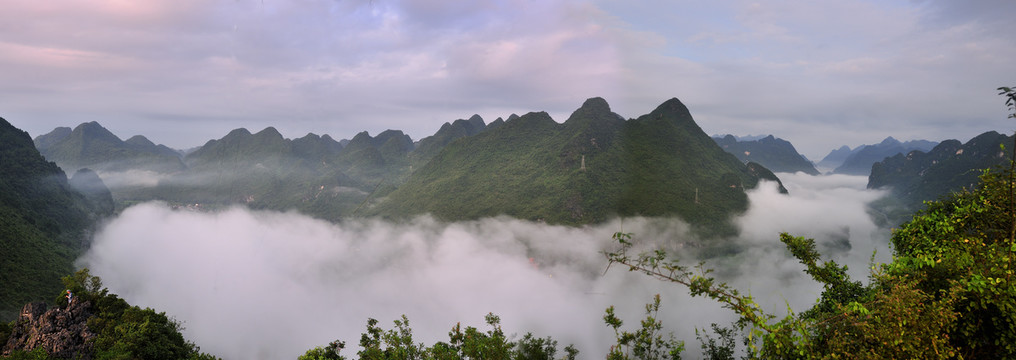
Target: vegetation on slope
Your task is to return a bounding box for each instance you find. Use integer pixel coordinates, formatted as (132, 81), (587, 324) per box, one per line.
(0, 118), (109, 322)
(370, 97), (784, 236)
(1, 269), (218, 360)
(34, 122), (185, 173)
(713, 135), (820, 175)
(868, 131), (1013, 226)
(600, 88), (1016, 359)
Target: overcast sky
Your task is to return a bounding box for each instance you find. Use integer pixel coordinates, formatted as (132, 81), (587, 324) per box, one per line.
(2, 0), (1014, 159)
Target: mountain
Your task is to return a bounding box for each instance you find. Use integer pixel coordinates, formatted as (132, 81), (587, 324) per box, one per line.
(412, 114), (488, 163)
(714, 134), (769, 142)
(336, 129), (414, 183)
(33, 122), (185, 173)
(369, 97), (786, 236)
(713, 134), (820, 175)
(817, 145), (854, 170)
(127, 127), (365, 217)
(68, 168), (115, 218)
(832, 137), (938, 176)
(868, 131), (1013, 223)
(0, 118), (111, 322)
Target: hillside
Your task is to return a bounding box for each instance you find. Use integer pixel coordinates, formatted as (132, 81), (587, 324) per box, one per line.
(119, 127), (364, 218)
(1, 270), (217, 359)
(713, 134), (819, 175)
(33, 122), (185, 174)
(0, 118), (111, 322)
(411, 114), (489, 164)
(369, 97), (786, 235)
(832, 137), (937, 176)
(868, 130), (1013, 223)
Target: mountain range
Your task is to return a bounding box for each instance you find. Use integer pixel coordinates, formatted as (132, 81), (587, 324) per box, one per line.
(30, 97), (787, 236)
(372, 98), (786, 235)
(34, 122), (185, 174)
(867, 131), (1013, 224)
(712, 134), (820, 175)
(819, 137), (938, 175)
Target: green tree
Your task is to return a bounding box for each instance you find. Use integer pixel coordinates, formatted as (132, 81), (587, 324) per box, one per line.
(599, 88), (1016, 359)
(304, 313), (577, 360)
(603, 294), (684, 360)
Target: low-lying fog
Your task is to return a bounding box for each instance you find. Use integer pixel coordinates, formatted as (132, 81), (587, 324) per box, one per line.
(80, 173), (892, 359)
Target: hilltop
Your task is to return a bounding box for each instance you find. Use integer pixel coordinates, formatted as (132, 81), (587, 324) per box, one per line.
(713, 134), (819, 175)
(370, 97), (786, 235)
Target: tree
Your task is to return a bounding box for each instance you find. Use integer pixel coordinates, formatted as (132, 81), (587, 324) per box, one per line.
(303, 313), (577, 360)
(598, 88), (1016, 359)
(603, 294), (684, 360)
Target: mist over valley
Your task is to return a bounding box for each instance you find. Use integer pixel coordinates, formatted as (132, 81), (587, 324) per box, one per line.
(77, 171), (890, 359)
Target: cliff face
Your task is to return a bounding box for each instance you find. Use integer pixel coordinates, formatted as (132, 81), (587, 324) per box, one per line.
(2, 297), (96, 359)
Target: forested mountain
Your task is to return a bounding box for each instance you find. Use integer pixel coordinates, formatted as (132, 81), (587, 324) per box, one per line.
(33, 121), (184, 173)
(125, 127), (362, 218)
(0, 118), (111, 322)
(411, 114), (489, 164)
(28, 98), (786, 234)
(868, 131), (1013, 223)
(713, 134), (819, 175)
(369, 97), (786, 235)
(831, 137), (937, 175)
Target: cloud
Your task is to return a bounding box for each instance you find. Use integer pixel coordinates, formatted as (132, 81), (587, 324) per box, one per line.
(79, 173), (890, 359)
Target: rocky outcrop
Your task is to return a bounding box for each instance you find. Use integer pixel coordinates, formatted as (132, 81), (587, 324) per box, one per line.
(2, 298), (96, 359)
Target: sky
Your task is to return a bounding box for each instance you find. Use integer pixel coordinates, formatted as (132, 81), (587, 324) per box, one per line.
(2, 0), (1015, 159)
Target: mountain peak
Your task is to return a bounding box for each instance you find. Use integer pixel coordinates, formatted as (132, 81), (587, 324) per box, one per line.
(33, 127), (73, 151)
(655, 97), (689, 113)
(124, 135), (156, 147)
(224, 128), (252, 138)
(879, 136), (900, 146)
(580, 97), (610, 112)
(72, 121), (121, 143)
(254, 127), (284, 140)
(299, 133), (322, 141)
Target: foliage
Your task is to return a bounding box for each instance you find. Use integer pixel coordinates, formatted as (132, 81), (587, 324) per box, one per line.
(0, 117), (101, 322)
(695, 323), (737, 360)
(603, 294), (684, 360)
(299, 340), (347, 360)
(0, 348), (56, 360)
(54, 269), (219, 360)
(301, 313), (577, 360)
(884, 167), (1016, 358)
(605, 163), (1016, 358)
(868, 131), (1013, 226)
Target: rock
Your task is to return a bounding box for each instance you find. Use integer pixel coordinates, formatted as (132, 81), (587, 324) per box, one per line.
(2, 297), (96, 359)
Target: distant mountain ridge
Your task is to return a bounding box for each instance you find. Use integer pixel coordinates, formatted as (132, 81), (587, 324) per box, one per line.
(868, 131), (1012, 223)
(33, 122), (184, 173)
(823, 137), (938, 175)
(712, 134), (819, 175)
(29, 97), (787, 237)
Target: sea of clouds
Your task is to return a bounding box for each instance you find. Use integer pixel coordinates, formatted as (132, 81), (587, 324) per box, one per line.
(79, 172), (892, 359)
